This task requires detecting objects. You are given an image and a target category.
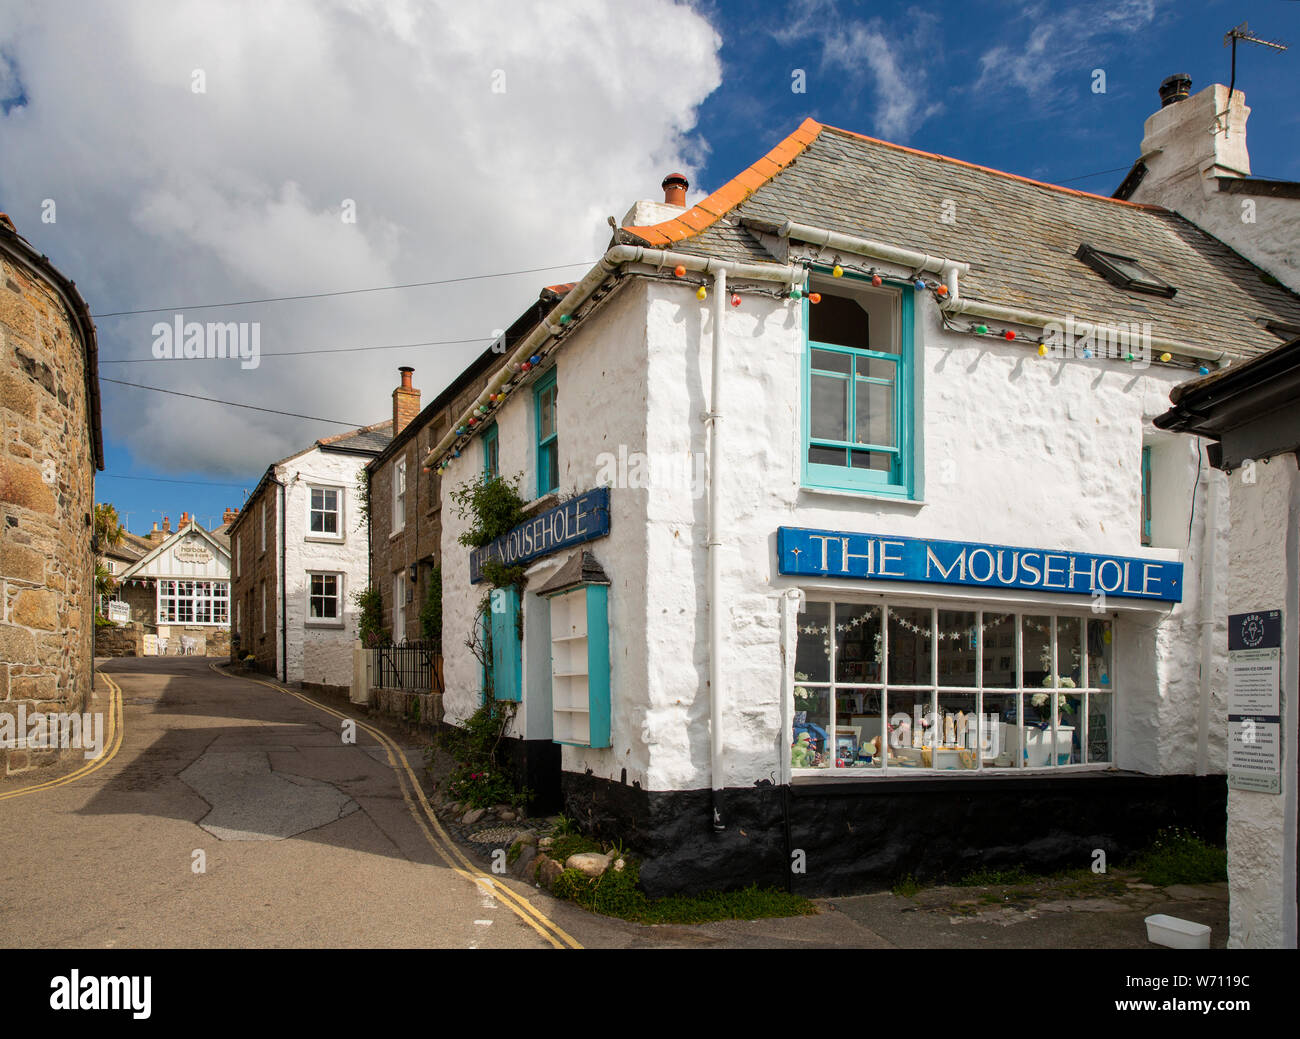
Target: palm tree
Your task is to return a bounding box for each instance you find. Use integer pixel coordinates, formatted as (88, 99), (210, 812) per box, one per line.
(93, 502), (124, 550)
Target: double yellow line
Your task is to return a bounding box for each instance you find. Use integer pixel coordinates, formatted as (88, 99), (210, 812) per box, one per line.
(210, 664), (581, 949)
(0, 671), (124, 801)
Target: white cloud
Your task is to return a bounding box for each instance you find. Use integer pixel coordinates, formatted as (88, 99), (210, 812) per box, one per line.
(974, 0), (1158, 102)
(769, 2), (943, 141)
(0, 0), (722, 476)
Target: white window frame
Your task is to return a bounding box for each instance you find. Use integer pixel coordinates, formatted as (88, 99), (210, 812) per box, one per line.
(306, 571), (345, 627)
(791, 596), (1116, 778)
(306, 484), (345, 542)
(104, 559), (116, 575)
(157, 579), (229, 626)
(392, 571), (406, 640)
(392, 458), (407, 533)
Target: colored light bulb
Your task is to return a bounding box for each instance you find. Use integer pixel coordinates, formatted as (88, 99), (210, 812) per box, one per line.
(832, 265), (844, 278)
(559, 313), (572, 325)
(730, 293), (741, 307)
(1037, 344), (1048, 357)
(1159, 352), (1171, 363)
(697, 285), (708, 300)
(975, 324), (988, 335)
(1198, 366), (1210, 375)
(1004, 330), (1016, 340)
(808, 292), (822, 304)
(674, 265), (686, 277)
(871, 275), (882, 287)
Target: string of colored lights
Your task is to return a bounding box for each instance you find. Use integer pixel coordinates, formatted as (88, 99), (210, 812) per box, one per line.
(430, 254), (1212, 471)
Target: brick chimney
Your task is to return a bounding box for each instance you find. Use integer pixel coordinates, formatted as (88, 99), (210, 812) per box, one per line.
(393, 366), (420, 436)
(149, 521), (162, 543)
(179, 511), (190, 528)
(222, 507), (239, 526)
(162, 515), (170, 534)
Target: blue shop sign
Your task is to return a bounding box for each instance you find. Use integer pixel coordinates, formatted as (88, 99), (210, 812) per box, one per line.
(777, 527), (1182, 603)
(470, 487), (611, 583)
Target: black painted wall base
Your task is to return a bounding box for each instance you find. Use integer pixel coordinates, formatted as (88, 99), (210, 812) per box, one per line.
(497, 736), (564, 816)
(561, 770), (1228, 898)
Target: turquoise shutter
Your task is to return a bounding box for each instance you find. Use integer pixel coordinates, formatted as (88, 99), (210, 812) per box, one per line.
(586, 585), (611, 748)
(489, 586), (522, 701)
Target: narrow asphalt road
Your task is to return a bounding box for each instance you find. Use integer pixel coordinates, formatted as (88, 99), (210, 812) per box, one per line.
(0, 657), (601, 948)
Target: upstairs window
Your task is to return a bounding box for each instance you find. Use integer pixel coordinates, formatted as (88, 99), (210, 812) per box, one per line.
(393, 458), (407, 531)
(536, 370), (559, 497)
(483, 423), (499, 481)
(308, 486), (342, 539)
(803, 275), (914, 498)
(1141, 446), (1152, 546)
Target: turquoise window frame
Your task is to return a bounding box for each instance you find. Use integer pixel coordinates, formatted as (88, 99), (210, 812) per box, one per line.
(1141, 445), (1152, 546)
(483, 422), (499, 480)
(801, 274), (915, 498)
(535, 369), (559, 498)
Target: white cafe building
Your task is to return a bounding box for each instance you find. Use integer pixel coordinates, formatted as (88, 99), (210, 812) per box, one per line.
(423, 87), (1300, 897)
(116, 518), (231, 653)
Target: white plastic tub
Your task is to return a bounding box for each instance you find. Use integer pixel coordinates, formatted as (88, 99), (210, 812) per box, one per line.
(1145, 914), (1211, 949)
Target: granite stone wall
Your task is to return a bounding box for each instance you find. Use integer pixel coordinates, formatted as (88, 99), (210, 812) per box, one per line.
(1, 243), (95, 776)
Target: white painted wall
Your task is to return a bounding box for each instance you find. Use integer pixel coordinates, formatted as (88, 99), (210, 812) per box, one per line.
(438, 272), (1226, 795)
(1128, 85), (1300, 294)
(1225, 454), (1299, 949)
(276, 449), (371, 687)
(440, 283), (652, 755)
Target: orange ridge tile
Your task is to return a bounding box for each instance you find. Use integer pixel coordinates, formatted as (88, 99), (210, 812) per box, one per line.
(621, 119), (824, 246)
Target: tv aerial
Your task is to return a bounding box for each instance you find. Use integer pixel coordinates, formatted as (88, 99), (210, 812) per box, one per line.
(1222, 22), (1288, 137)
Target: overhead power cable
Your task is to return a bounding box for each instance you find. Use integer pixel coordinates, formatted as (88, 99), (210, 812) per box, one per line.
(98, 335), (493, 364)
(101, 377), (367, 426)
(98, 473), (250, 488)
(91, 260), (596, 318)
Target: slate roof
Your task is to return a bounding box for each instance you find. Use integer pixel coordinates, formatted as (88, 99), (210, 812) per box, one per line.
(317, 420), (392, 455)
(619, 119), (1300, 362)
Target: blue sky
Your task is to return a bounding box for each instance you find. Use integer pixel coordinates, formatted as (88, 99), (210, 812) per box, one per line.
(3, 0), (1296, 535)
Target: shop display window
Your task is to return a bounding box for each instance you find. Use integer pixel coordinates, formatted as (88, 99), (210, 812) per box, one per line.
(792, 600), (1116, 775)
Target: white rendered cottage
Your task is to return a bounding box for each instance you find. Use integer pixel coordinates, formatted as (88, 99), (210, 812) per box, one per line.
(425, 105), (1300, 895)
(229, 422), (391, 692)
(116, 520), (231, 655)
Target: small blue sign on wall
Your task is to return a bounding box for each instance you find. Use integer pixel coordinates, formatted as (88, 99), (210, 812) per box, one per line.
(777, 527), (1183, 602)
(470, 487), (611, 583)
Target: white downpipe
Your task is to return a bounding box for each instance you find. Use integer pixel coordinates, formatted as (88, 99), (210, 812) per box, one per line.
(940, 296), (1228, 365)
(777, 219), (970, 299)
(1196, 444), (1218, 776)
(708, 266), (726, 830)
(424, 245), (801, 469)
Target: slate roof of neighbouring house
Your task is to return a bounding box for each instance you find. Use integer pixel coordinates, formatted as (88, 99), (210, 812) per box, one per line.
(317, 420), (393, 456)
(616, 118), (1300, 362)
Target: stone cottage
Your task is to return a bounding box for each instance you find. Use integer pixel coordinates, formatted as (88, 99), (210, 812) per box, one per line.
(1, 213), (104, 776)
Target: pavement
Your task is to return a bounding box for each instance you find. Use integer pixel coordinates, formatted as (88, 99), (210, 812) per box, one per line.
(0, 657), (1225, 950)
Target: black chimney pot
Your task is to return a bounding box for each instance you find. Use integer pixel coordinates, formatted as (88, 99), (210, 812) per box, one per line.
(1158, 73), (1192, 107)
